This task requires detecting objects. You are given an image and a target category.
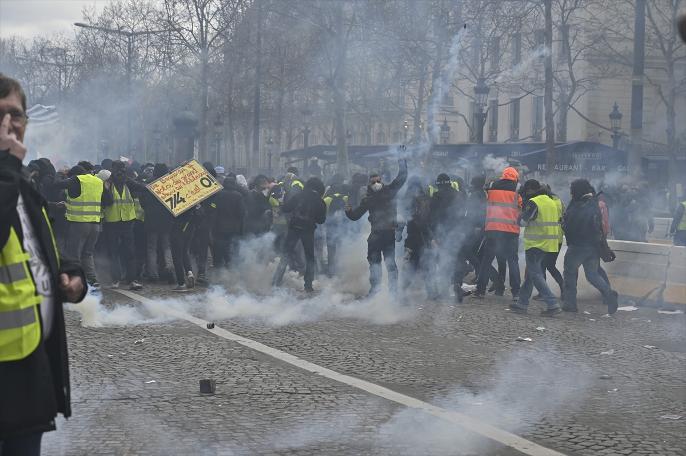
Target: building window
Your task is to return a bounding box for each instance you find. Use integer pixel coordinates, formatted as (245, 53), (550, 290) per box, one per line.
(509, 98), (520, 141)
(489, 37), (500, 71)
(488, 99), (498, 142)
(443, 94), (455, 107)
(512, 32), (521, 67)
(532, 96), (543, 141)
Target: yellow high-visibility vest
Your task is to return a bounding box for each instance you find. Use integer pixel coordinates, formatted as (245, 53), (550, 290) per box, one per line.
(65, 174), (103, 223)
(104, 184), (136, 223)
(0, 207), (59, 361)
(134, 197), (145, 222)
(524, 194), (560, 253)
(679, 201), (686, 231)
(550, 194), (564, 243)
(323, 193), (348, 209)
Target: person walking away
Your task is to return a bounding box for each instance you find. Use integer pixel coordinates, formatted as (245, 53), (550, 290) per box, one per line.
(669, 196), (686, 246)
(510, 180), (561, 316)
(138, 164), (173, 283)
(562, 179), (618, 314)
(212, 174), (246, 269)
(429, 173), (469, 302)
(1, 72), (87, 456)
(102, 161), (142, 290)
(52, 164), (110, 291)
(473, 167), (522, 300)
(401, 178), (433, 295)
(323, 183), (349, 277)
(272, 177), (327, 292)
(345, 159), (407, 296)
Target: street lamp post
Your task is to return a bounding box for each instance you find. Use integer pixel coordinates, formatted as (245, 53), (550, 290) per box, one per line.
(609, 102), (623, 149)
(266, 136), (274, 176)
(74, 22), (176, 155)
(474, 78), (490, 144)
(440, 118), (450, 144)
(301, 106), (313, 149)
(214, 116), (223, 165)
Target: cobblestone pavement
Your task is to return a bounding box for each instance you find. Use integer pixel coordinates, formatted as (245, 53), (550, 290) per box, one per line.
(43, 281), (685, 456)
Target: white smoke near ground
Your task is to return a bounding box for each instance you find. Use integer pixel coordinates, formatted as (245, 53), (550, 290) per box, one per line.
(67, 231), (417, 328)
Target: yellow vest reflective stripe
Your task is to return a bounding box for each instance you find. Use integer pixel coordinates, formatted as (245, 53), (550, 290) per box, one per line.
(291, 180), (304, 190)
(65, 174), (103, 222)
(451, 181), (459, 191)
(269, 196), (280, 207)
(428, 185), (437, 197)
(551, 195), (564, 243)
(323, 193), (348, 209)
(678, 202), (686, 231)
(104, 185), (136, 223)
(0, 226), (42, 361)
(524, 194), (560, 253)
(134, 198), (145, 221)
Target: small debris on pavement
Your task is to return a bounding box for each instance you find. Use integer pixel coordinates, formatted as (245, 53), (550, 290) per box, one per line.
(583, 311), (591, 315)
(589, 318), (597, 321)
(601, 314), (611, 318)
(144, 380), (156, 384)
(618, 306), (638, 311)
(608, 388), (619, 393)
(106, 354), (113, 358)
(516, 336), (533, 342)
(134, 339), (145, 345)
(601, 349), (615, 355)
(657, 309), (684, 315)
(200, 379), (216, 394)
(642, 345), (658, 349)
(207, 322), (215, 329)
(659, 414), (682, 420)
(535, 326), (545, 332)
(599, 374), (612, 379)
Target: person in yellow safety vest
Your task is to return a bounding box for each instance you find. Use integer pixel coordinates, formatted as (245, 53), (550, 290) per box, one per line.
(533, 184), (565, 299)
(323, 186), (349, 276)
(509, 179), (562, 316)
(669, 198), (686, 246)
(283, 166), (304, 204)
(102, 161), (143, 291)
(1, 72), (87, 455)
(427, 180), (459, 197)
(51, 164), (111, 291)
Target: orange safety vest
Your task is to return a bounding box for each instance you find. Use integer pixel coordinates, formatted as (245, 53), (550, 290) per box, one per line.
(485, 188), (521, 234)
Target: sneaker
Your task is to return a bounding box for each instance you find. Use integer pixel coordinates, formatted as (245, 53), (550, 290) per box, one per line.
(186, 271), (195, 288)
(561, 305), (578, 313)
(196, 275), (209, 286)
(108, 281), (120, 289)
(508, 304), (527, 314)
(129, 280), (143, 291)
(471, 292), (485, 300)
(90, 282), (101, 290)
(540, 307), (562, 317)
(494, 288), (505, 297)
(172, 284), (189, 292)
(607, 290), (619, 315)
(532, 293), (544, 301)
(304, 286), (315, 293)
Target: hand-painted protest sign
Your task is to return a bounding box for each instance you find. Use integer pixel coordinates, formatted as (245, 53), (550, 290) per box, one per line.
(147, 159), (222, 217)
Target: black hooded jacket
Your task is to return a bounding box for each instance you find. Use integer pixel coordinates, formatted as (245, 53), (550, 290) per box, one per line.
(0, 151), (87, 439)
(345, 161), (408, 232)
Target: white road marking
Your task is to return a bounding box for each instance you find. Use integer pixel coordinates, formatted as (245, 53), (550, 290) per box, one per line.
(114, 288), (566, 456)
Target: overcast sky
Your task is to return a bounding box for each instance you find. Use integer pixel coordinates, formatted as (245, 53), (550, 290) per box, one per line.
(0, 0), (110, 39)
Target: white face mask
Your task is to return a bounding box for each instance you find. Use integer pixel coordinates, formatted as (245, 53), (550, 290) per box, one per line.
(371, 182), (383, 192)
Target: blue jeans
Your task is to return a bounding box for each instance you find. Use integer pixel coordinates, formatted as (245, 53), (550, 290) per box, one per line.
(563, 245), (612, 308)
(517, 248), (558, 310)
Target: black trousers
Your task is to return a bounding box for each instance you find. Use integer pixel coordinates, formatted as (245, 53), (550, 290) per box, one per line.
(367, 230), (397, 293)
(213, 233), (239, 269)
(104, 221), (136, 283)
(476, 232), (521, 295)
(0, 432), (42, 456)
(273, 228), (316, 289)
(170, 222), (194, 286)
(193, 221), (211, 276)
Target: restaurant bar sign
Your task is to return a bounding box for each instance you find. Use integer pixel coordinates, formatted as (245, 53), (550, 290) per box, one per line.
(147, 159), (223, 217)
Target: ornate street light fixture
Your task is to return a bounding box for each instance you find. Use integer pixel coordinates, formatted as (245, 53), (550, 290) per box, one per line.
(440, 117), (450, 144)
(609, 102), (623, 149)
(474, 78), (490, 144)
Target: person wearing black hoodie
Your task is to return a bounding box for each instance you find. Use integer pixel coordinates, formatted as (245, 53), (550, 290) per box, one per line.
(138, 163), (173, 282)
(212, 174), (246, 269)
(562, 179), (618, 314)
(345, 159), (407, 295)
(272, 177), (327, 292)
